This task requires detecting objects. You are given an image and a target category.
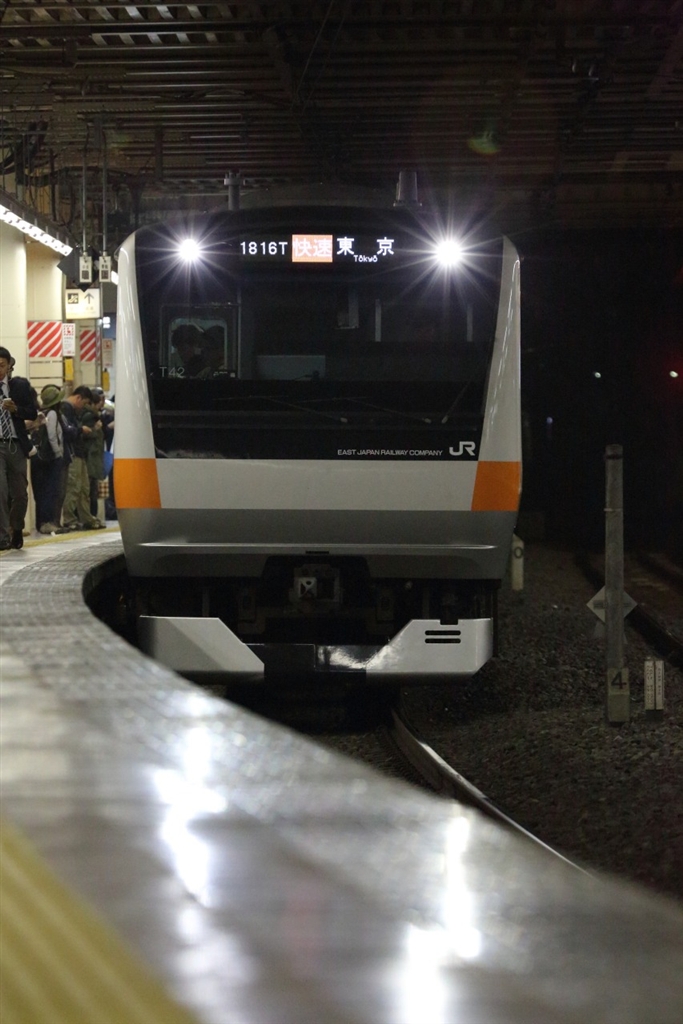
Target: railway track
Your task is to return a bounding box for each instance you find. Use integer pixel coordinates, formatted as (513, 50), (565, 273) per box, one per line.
(382, 704), (584, 868)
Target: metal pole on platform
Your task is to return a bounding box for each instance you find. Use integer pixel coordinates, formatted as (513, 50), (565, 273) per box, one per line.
(605, 444), (629, 723)
(224, 170), (241, 210)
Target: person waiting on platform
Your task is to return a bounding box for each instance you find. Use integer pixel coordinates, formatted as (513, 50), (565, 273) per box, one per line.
(83, 387), (107, 519)
(101, 393), (116, 521)
(61, 385), (105, 531)
(31, 384), (66, 535)
(0, 346), (37, 550)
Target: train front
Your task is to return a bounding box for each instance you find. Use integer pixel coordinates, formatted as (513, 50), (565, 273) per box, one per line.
(114, 206), (521, 683)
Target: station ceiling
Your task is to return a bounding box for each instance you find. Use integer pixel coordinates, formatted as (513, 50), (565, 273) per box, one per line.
(2, 1), (682, 237)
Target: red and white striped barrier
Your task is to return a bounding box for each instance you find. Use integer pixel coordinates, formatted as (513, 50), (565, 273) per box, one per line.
(28, 320), (63, 359)
(79, 327), (97, 363)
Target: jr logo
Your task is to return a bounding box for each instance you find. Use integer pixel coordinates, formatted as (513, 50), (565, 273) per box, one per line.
(449, 442), (477, 457)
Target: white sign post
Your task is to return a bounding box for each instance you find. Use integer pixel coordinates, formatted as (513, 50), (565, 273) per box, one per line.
(510, 534), (524, 592)
(644, 659), (665, 718)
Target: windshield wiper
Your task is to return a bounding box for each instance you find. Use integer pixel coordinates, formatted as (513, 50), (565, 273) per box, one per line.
(216, 394), (434, 424)
(439, 380), (481, 423)
(295, 396), (433, 424)
(217, 394), (348, 423)
(340, 397), (433, 424)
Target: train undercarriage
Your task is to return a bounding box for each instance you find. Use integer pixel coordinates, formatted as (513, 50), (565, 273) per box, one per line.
(133, 556), (499, 685)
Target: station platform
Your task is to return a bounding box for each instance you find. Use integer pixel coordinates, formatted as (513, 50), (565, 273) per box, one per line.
(1, 529), (683, 1024)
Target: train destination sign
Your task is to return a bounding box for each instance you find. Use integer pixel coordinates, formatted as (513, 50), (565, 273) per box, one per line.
(239, 234), (398, 264)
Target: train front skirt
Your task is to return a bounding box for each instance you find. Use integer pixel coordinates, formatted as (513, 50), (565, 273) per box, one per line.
(138, 615), (494, 684)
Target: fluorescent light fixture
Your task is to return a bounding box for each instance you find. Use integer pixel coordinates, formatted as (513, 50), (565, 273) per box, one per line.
(0, 202), (73, 256)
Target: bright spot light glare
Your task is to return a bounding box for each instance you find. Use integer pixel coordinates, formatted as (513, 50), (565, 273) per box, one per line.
(178, 238), (202, 261)
(593, 371), (602, 379)
(670, 370), (679, 379)
(434, 238), (464, 267)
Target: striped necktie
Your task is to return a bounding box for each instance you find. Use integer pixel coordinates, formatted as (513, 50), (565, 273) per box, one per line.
(0, 382), (14, 438)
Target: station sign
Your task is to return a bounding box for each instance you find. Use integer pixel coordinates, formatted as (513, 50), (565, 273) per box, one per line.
(65, 288), (101, 319)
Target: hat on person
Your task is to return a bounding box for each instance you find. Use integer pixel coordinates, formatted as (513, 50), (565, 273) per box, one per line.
(41, 384), (65, 409)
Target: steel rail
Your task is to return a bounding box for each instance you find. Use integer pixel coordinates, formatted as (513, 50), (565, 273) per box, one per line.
(384, 704), (585, 869)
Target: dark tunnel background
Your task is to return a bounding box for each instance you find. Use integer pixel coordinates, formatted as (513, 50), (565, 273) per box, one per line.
(514, 227), (682, 560)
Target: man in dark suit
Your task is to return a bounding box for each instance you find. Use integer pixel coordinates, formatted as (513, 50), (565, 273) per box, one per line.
(0, 346), (38, 550)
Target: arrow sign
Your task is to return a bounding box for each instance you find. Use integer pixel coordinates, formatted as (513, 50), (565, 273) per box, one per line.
(587, 586), (637, 623)
(65, 288), (101, 319)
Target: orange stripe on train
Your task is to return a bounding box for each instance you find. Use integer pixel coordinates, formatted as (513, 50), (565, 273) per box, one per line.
(114, 458), (161, 509)
(471, 461), (521, 512)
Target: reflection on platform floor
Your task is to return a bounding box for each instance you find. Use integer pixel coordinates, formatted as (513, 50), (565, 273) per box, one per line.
(1, 532), (683, 1023)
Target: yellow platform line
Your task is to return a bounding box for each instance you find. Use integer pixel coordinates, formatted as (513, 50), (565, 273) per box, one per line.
(0, 526), (120, 556)
(0, 819), (200, 1024)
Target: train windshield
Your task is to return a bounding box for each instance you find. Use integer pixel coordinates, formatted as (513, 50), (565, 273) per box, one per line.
(133, 209), (504, 454)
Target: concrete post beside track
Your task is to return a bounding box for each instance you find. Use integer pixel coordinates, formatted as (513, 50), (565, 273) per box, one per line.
(511, 534), (524, 591)
(605, 444), (629, 723)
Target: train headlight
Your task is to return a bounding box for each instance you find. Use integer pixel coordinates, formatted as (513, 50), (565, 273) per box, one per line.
(178, 238), (202, 262)
(434, 238), (464, 267)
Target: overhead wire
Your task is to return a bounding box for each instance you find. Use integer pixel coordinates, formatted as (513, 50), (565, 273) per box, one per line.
(297, 0), (353, 115)
(293, 0), (352, 114)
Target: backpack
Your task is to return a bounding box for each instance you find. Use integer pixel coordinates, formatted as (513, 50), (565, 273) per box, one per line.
(34, 420), (57, 462)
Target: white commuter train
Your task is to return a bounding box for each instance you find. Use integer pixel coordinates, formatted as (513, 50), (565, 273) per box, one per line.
(115, 196), (521, 684)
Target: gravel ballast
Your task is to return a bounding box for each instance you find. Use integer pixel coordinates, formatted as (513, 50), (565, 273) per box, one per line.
(401, 544), (683, 904)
